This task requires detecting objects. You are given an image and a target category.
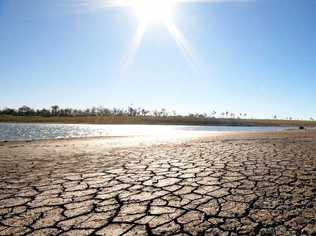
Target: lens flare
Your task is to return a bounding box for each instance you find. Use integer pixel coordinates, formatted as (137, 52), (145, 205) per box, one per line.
(133, 0), (176, 25)
(76, 0), (251, 71)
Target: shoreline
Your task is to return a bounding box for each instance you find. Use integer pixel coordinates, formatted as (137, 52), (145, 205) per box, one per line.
(0, 129), (310, 148)
(1, 115), (316, 127)
(0, 128), (297, 144)
(0, 122), (300, 144)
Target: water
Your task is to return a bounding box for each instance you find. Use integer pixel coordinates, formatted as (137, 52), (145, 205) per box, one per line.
(0, 123), (288, 141)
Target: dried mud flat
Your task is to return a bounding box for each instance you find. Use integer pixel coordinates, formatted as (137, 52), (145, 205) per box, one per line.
(0, 130), (315, 235)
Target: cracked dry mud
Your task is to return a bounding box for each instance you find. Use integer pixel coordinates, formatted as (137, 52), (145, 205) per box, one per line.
(0, 131), (315, 235)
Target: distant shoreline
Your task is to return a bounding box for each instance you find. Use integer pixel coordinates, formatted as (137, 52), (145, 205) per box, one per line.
(0, 115), (315, 127)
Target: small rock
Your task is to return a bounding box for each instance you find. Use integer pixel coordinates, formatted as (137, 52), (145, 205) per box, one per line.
(302, 224), (316, 235)
(287, 216), (305, 230)
(259, 228), (275, 236)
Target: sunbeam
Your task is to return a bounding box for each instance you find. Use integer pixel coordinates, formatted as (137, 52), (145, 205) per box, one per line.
(165, 21), (199, 71)
(122, 23), (146, 72)
(77, 0), (252, 71)
(178, 0), (254, 2)
(87, 0), (132, 8)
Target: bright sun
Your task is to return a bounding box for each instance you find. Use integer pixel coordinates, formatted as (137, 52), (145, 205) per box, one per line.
(132, 0), (176, 25)
(87, 0), (246, 71)
(94, 0), (198, 70)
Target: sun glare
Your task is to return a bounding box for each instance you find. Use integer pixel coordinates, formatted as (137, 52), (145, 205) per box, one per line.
(132, 0), (176, 25)
(88, 0), (201, 71)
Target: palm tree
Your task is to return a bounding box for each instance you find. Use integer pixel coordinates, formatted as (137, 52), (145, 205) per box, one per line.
(211, 110), (216, 117)
(51, 105), (59, 116)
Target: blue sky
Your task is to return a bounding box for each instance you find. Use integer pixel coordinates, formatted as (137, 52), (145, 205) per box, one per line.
(0, 0), (315, 119)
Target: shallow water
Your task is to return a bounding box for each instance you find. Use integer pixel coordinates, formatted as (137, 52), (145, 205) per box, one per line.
(0, 123), (288, 141)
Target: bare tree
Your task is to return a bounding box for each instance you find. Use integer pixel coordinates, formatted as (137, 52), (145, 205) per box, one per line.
(141, 109), (149, 116)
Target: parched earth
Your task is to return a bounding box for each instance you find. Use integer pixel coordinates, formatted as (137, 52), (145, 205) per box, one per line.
(0, 131), (315, 235)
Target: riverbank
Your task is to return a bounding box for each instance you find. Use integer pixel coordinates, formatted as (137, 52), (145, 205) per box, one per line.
(1, 114), (316, 127)
(0, 130), (315, 235)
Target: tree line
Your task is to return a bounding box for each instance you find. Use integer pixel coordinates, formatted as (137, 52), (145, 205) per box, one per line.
(1, 105), (314, 121)
(0, 105), (251, 119)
